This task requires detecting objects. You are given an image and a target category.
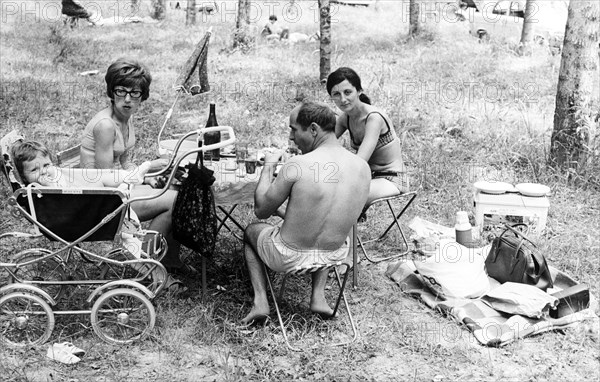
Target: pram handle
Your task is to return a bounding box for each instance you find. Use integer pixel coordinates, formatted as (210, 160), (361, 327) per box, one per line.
(127, 126), (235, 204)
(156, 125), (235, 159)
(151, 125), (235, 177)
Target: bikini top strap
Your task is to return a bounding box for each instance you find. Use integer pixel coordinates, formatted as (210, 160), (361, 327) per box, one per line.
(365, 111), (391, 135)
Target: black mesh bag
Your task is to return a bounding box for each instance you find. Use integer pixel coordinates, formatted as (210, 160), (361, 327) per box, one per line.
(172, 164), (217, 261)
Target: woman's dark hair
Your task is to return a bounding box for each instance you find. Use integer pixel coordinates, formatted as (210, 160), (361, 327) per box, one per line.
(105, 58), (152, 101)
(269, 14), (277, 22)
(326, 67), (371, 105)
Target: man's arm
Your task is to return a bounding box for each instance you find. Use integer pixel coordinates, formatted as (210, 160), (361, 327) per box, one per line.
(254, 152), (295, 220)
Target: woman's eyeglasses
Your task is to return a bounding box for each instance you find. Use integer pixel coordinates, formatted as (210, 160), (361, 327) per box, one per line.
(114, 88), (143, 99)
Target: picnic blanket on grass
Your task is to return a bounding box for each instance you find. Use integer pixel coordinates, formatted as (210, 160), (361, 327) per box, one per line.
(386, 261), (598, 347)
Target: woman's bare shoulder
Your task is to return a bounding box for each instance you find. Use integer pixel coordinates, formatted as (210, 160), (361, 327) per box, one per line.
(91, 116), (117, 135)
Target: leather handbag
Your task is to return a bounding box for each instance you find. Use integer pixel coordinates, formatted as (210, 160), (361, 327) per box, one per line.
(485, 224), (553, 291)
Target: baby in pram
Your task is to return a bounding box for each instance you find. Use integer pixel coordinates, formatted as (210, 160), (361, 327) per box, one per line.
(9, 140), (186, 293)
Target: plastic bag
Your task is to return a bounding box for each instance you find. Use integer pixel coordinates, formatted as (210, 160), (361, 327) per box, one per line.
(481, 282), (559, 318)
(413, 239), (491, 299)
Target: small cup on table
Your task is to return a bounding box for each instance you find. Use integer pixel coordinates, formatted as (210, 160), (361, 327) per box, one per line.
(235, 143), (248, 177)
(245, 149), (258, 175)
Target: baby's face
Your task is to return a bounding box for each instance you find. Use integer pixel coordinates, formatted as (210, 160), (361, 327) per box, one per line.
(22, 153), (58, 185)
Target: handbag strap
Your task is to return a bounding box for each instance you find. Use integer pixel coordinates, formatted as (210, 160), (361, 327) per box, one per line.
(502, 223), (537, 248)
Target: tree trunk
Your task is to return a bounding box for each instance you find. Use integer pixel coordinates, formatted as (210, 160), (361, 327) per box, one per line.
(549, 0), (600, 171)
(518, 0), (536, 55)
(408, 0), (420, 37)
(233, 0), (251, 49)
(186, 0), (196, 25)
(236, 0), (250, 28)
(319, 0), (331, 83)
(151, 0), (166, 20)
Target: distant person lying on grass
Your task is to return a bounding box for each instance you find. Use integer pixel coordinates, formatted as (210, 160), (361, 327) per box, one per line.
(10, 140), (188, 293)
(80, 58), (192, 276)
(241, 101), (370, 325)
(326, 67), (410, 205)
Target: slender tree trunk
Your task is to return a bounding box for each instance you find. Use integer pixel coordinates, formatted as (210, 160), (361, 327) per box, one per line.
(408, 0), (420, 37)
(319, 0), (331, 83)
(233, 0), (251, 48)
(186, 0), (196, 25)
(151, 0), (166, 20)
(236, 0), (250, 28)
(549, 0), (600, 171)
(518, 0), (536, 55)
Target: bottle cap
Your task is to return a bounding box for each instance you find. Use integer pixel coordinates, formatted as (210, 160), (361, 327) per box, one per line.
(456, 211), (469, 225)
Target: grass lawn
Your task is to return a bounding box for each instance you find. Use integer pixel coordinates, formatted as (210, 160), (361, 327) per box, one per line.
(1, 1), (599, 381)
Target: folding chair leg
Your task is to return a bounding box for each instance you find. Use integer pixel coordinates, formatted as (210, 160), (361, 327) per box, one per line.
(331, 265), (358, 347)
(216, 205), (244, 241)
(378, 192), (417, 240)
(359, 192), (416, 264)
(264, 263), (358, 352)
(264, 265), (299, 351)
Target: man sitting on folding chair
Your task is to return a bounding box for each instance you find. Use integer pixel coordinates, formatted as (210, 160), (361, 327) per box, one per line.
(241, 101), (370, 325)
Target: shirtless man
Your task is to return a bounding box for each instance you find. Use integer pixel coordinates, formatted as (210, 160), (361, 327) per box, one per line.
(241, 101), (371, 325)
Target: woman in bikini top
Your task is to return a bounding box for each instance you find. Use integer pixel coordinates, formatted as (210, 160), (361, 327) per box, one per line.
(326, 67), (408, 198)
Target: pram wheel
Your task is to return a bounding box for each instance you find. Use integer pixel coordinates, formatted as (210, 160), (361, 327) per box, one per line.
(98, 249), (168, 295)
(11, 249), (67, 301)
(0, 292), (55, 347)
(90, 288), (156, 345)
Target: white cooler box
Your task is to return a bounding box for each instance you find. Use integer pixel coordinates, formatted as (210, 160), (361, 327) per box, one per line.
(474, 191), (549, 234)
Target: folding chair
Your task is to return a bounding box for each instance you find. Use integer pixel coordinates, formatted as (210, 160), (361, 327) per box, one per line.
(355, 190), (417, 268)
(56, 144), (81, 168)
(265, 261), (358, 352)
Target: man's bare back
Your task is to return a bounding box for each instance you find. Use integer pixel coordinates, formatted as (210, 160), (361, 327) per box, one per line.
(279, 144), (370, 250)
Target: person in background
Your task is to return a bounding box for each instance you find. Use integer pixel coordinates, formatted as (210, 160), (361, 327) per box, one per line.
(261, 14), (289, 40)
(79, 58), (191, 276)
(326, 67), (410, 205)
(241, 101), (370, 325)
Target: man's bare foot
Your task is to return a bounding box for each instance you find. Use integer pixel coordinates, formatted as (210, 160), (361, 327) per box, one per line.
(241, 304), (270, 325)
(310, 300), (335, 319)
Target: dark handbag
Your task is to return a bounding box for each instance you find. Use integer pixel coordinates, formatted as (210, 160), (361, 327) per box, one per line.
(172, 163), (217, 260)
(485, 224), (553, 291)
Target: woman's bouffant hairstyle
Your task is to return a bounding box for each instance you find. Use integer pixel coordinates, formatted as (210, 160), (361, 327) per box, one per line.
(326, 67), (371, 105)
(105, 58), (152, 101)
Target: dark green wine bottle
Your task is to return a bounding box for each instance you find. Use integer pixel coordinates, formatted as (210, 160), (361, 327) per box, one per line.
(204, 103), (220, 161)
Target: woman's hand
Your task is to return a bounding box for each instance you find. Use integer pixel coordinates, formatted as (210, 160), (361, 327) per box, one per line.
(123, 161), (152, 185)
(149, 158), (169, 171)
